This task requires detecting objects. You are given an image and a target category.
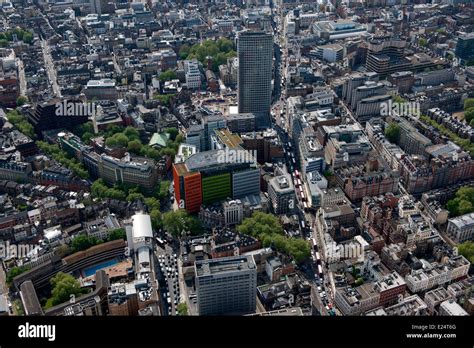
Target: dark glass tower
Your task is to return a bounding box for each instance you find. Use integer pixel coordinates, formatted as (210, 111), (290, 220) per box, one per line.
(238, 30), (273, 130)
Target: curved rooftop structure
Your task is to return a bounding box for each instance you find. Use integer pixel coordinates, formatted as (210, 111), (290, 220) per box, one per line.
(132, 212), (153, 239)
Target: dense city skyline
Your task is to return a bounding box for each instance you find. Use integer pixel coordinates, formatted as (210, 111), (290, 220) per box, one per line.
(0, 0), (473, 336)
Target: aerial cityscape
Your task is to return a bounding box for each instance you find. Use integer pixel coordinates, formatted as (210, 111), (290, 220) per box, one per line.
(0, 0), (474, 322)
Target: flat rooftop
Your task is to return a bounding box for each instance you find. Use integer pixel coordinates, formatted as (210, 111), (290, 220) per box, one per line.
(195, 255), (255, 277)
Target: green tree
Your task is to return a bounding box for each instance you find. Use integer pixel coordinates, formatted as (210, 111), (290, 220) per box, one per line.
(105, 188), (127, 200)
(36, 140), (88, 178)
(127, 192), (145, 202)
(104, 124), (125, 138)
(23, 32), (33, 44)
(6, 266), (30, 284)
(145, 197), (160, 211)
(384, 122), (401, 144)
(16, 96), (28, 106)
(74, 122), (95, 141)
(185, 39), (236, 72)
(457, 241), (474, 264)
(464, 99), (474, 111)
(464, 108), (474, 124)
(55, 245), (73, 258)
(179, 44), (191, 60)
(159, 69), (177, 82)
(446, 186), (474, 217)
(162, 209), (203, 238)
(127, 139), (143, 154)
(237, 212), (310, 263)
(177, 303), (188, 316)
(81, 132), (94, 144)
(154, 94), (175, 107)
(91, 179), (109, 198)
(106, 133), (129, 148)
(166, 127), (179, 141)
(216, 38), (234, 53)
(419, 38), (427, 47)
(71, 234), (101, 252)
(323, 170), (333, 178)
(108, 228), (126, 241)
(45, 272), (88, 308)
(6, 110), (35, 138)
(237, 212), (284, 237)
(150, 208), (162, 230)
(156, 180), (170, 200)
(123, 127), (140, 141)
(420, 115), (474, 156)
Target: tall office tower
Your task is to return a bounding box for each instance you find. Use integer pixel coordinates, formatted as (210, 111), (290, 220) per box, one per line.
(195, 255), (257, 315)
(238, 31), (273, 130)
(455, 33), (474, 64)
(90, 0), (102, 15)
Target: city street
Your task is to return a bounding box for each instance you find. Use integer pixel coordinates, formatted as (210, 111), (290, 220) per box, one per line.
(41, 40), (61, 98)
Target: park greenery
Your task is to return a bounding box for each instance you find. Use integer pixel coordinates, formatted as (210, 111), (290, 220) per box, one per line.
(420, 115), (474, 156)
(44, 272), (89, 309)
(73, 122), (182, 161)
(237, 212), (311, 263)
(73, 121), (95, 144)
(6, 110), (35, 139)
(446, 186), (474, 217)
(463, 98), (474, 126)
(103, 126), (183, 161)
(179, 38), (237, 72)
(161, 209), (203, 238)
(384, 122), (400, 144)
(457, 241), (474, 264)
(0, 28), (34, 47)
(36, 140), (89, 179)
(74, 122), (126, 145)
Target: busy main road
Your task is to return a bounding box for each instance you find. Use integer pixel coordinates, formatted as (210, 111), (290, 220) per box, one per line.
(271, 6), (338, 315)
